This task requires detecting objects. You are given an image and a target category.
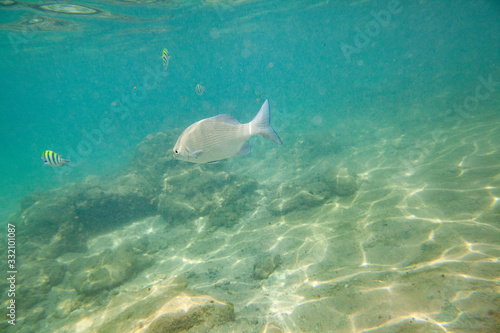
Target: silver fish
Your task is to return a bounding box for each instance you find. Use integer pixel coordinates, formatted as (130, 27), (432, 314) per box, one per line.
(173, 99), (282, 163)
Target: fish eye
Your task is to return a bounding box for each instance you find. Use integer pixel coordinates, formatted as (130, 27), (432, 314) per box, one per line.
(174, 149), (179, 154)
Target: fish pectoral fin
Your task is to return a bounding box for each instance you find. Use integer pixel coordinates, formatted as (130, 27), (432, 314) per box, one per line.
(236, 141), (252, 157)
(190, 149), (203, 158)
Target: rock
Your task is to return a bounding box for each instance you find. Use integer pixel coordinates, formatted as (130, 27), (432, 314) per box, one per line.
(127, 131), (178, 181)
(95, 290), (234, 333)
(159, 167), (258, 228)
(18, 259), (67, 310)
(145, 293), (234, 333)
(74, 172), (157, 233)
(158, 197), (198, 223)
(268, 190), (325, 215)
(15, 189), (77, 243)
(252, 254), (281, 280)
(69, 237), (154, 295)
(10, 170), (158, 260)
(267, 167), (358, 215)
(48, 288), (80, 319)
(331, 167), (358, 197)
(43, 220), (87, 259)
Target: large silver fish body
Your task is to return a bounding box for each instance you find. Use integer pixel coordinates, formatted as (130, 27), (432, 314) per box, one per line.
(173, 99), (282, 163)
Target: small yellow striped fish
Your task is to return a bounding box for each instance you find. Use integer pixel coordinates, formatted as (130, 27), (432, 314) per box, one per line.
(195, 84), (205, 96)
(41, 150), (70, 167)
(162, 48), (170, 71)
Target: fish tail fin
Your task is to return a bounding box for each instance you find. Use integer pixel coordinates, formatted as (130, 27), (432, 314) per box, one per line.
(63, 159), (71, 166)
(250, 99), (282, 145)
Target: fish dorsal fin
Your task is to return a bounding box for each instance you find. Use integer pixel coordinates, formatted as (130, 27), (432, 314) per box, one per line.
(209, 114), (241, 125)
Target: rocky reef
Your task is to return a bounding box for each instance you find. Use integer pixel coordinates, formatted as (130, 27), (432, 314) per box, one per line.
(5, 127), (357, 331)
(68, 236), (154, 296)
(252, 254), (282, 280)
(267, 167), (358, 215)
(93, 276), (235, 333)
(159, 167), (259, 228)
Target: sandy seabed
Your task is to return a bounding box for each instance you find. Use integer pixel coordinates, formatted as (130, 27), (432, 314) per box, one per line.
(5, 111), (500, 333)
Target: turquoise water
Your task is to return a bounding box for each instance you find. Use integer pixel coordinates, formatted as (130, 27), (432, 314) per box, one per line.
(1, 1), (499, 332)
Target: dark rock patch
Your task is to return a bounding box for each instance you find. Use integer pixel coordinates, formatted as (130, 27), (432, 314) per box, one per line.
(68, 236), (154, 295)
(268, 168), (358, 215)
(18, 259), (67, 310)
(158, 167), (258, 228)
(252, 254), (281, 280)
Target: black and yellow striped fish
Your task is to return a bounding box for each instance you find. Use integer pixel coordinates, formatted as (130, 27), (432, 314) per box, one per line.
(162, 48), (170, 71)
(41, 150), (70, 167)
